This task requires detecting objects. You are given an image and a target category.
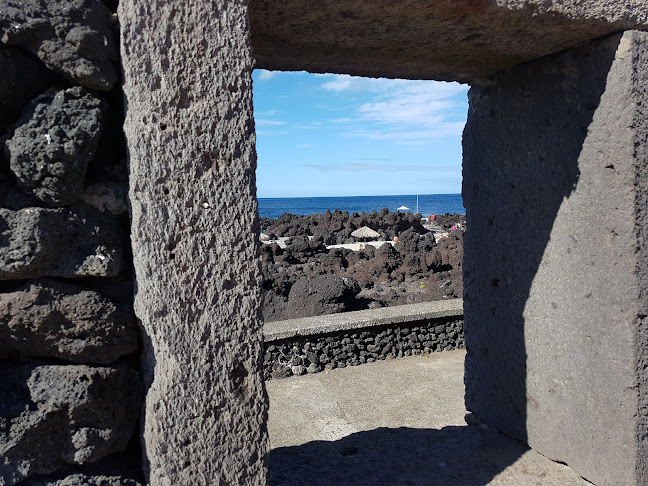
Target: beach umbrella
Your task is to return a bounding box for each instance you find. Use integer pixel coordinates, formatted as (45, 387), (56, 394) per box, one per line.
(351, 226), (380, 243)
(397, 205), (409, 211)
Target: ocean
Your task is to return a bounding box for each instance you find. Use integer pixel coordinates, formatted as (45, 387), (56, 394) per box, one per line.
(258, 194), (464, 219)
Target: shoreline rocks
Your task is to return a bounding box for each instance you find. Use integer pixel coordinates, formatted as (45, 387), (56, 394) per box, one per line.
(261, 210), (464, 322)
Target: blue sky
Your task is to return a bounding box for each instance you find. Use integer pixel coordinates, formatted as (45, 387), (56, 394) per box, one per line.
(252, 70), (468, 198)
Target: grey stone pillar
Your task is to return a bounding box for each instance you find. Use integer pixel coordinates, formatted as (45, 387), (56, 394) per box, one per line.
(463, 31), (648, 485)
(119, 1), (268, 485)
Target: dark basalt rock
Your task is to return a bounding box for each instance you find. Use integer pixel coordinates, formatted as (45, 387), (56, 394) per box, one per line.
(433, 212), (466, 231)
(0, 279), (139, 364)
(264, 319), (464, 379)
(0, 0), (119, 91)
(0, 44), (54, 131)
(287, 275), (361, 319)
(0, 205), (124, 280)
(0, 171), (43, 210)
(260, 212), (465, 321)
(25, 474), (142, 486)
(6, 86), (106, 207)
(265, 209), (427, 244)
(0, 364), (142, 485)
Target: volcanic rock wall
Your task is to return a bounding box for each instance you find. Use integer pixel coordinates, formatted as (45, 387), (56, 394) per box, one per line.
(264, 317), (464, 380)
(0, 1), (143, 485)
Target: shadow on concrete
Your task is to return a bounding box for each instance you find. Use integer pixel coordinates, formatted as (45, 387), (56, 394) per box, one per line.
(268, 425), (527, 486)
(461, 34), (620, 443)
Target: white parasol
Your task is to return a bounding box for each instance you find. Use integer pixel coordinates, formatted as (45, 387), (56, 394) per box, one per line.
(351, 226), (380, 243)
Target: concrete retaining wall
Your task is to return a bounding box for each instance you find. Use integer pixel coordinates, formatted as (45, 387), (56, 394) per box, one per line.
(264, 300), (464, 379)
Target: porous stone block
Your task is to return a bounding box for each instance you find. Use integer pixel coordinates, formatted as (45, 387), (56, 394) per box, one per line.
(119, 0), (268, 484)
(0, 365), (142, 485)
(0, 279), (139, 364)
(6, 86), (106, 207)
(0, 205), (124, 279)
(463, 31), (648, 485)
(250, 0), (648, 83)
(0, 0), (119, 90)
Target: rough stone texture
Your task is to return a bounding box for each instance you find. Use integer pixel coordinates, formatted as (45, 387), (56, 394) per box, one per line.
(119, 1), (268, 485)
(463, 31), (648, 485)
(0, 205), (124, 279)
(25, 474), (141, 486)
(260, 227), (462, 322)
(633, 29), (648, 486)
(0, 172), (42, 211)
(0, 0), (119, 90)
(0, 364), (142, 485)
(286, 275), (360, 319)
(0, 44), (53, 130)
(264, 317), (464, 380)
(262, 209), (426, 244)
(250, 0), (648, 83)
(0, 279), (139, 364)
(6, 86), (106, 207)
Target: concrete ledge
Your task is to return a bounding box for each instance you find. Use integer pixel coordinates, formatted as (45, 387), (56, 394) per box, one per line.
(264, 299), (464, 341)
(250, 1), (648, 83)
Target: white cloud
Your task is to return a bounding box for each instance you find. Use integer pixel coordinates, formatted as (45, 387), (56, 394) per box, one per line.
(304, 162), (461, 174)
(321, 75), (354, 91)
(296, 144), (312, 148)
(321, 75), (468, 144)
(344, 122), (466, 142)
(256, 119), (287, 126)
(257, 69), (277, 81)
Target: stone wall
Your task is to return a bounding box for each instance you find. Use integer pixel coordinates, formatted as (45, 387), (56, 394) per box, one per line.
(3, 1), (648, 485)
(0, 1), (143, 485)
(264, 317), (464, 380)
(264, 300), (464, 379)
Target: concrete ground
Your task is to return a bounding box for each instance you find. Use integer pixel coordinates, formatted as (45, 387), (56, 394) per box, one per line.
(266, 351), (589, 486)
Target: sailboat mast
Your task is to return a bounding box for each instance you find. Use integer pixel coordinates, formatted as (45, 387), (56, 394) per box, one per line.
(416, 186), (419, 214)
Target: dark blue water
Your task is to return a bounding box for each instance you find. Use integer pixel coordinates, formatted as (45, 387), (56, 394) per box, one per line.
(258, 194), (464, 219)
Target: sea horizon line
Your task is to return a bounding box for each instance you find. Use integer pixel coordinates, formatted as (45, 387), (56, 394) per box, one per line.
(258, 193), (462, 200)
